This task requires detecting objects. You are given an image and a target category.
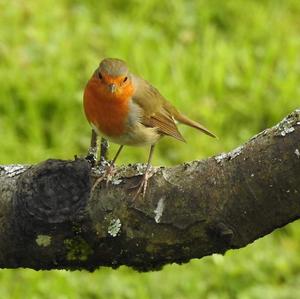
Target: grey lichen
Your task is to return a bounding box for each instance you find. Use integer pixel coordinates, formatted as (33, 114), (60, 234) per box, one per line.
(91, 160), (110, 176)
(36, 235), (51, 247)
(215, 153), (227, 164)
(295, 149), (300, 158)
(214, 146), (244, 163)
(0, 165), (28, 177)
(154, 197), (165, 223)
(228, 146), (244, 159)
(280, 127), (295, 136)
(112, 178), (123, 185)
(134, 163), (147, 175)
(274, 110), (300, 137)
(108, 218), (122, 237)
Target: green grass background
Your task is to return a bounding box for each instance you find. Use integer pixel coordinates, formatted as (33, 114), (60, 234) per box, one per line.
(0, 0), (300, 298)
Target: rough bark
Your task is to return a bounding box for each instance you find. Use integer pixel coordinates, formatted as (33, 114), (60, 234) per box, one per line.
(0, 109), (299, 272)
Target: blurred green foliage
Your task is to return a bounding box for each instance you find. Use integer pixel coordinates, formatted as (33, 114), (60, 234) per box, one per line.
(0, 0), (300, 298)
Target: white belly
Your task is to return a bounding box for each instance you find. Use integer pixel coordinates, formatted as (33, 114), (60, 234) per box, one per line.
(110, 124), (160, 146)
(91, 121), (160, 147)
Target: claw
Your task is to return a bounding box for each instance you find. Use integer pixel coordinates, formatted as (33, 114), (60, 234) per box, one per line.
(133, 175), (149, 200)
(129, 144), (156, 200)
(130, 169), (153, 200)
(91, 164), (116, 192)
(91, 145), (124, 193)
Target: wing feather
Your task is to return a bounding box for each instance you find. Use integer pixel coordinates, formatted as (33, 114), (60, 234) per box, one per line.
(132, 75), (185, 142)
(149, 112), (185, 142)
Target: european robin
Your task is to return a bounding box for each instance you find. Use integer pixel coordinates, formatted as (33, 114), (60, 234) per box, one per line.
(83, 58), (216, 198)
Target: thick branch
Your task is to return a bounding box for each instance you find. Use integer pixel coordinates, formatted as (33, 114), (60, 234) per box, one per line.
(0, 110), (299, 271)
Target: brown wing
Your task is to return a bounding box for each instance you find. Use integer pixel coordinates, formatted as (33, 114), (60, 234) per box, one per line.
(131, 75), (185, 142)
(163, 100), (217, 138)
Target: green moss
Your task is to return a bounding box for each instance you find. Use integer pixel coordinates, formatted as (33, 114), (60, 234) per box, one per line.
(64, 237), (93, 262)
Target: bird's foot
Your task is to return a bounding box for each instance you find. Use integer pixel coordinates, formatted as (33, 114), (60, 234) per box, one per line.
(91, 163), (116, 192)
(130, 169), (154, 200)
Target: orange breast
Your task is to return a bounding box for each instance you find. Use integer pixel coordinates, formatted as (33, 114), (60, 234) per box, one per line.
(83, 77), (132, 137)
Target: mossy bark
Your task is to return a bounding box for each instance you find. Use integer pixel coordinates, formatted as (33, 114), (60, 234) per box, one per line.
(0, 110), (299, 272)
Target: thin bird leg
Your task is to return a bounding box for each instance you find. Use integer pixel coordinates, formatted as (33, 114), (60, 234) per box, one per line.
(111, 144), (124, 164)
(132, 144), (155, 200)
(92, 145), (124, 192)
(85, 129), (98, 166)
(99, 137), (109, 164)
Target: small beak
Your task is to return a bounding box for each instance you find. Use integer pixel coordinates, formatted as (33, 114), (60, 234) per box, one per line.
(108, 83), (117, 93)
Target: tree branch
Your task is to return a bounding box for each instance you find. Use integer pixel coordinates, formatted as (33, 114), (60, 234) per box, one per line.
(0, 109), (299, 271)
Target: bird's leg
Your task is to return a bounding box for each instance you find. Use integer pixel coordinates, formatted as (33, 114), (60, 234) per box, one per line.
(132, 144), (155, 200)
(85, 129), (98, 166)
(99, 137), (109, 164)
(104, 144), (123, 181)
(92, 145), (124, 191)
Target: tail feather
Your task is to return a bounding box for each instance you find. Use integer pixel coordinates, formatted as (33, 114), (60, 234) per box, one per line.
(174, 113), (217, 138)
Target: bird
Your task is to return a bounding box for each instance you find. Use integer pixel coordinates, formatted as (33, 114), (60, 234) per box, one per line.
(83, 58), (216, 198)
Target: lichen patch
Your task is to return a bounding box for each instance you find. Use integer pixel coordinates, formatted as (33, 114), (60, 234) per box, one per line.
(280, 127), (295, 136)
(36, 235), (51, 247)
(214, 146), (244, 164)
(154, 197), (165, 223)
(214, 153), (227, 164)
(228, 146), (244, 159)
(108, 218), (121, 237)
(0, 165), (28, 177)
(274, 110), (299, 137)
(112, 178), (123, 185)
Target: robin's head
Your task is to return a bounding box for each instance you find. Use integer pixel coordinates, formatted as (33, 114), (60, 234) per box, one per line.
(97, 58), (132, 94)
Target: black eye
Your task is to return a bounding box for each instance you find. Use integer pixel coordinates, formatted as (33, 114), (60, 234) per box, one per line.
(123, 76), (128, 82)
(98, 72), (103, 80)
